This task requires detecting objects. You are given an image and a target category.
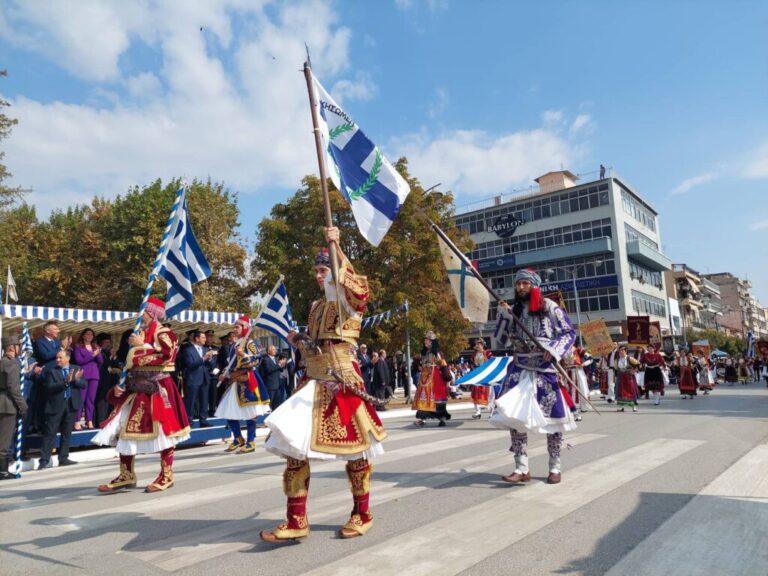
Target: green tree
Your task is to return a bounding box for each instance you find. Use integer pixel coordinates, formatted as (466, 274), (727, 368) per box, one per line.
(1, 178), (250, 312)
(0, 70), (29, 210)
(251, 159), (474, 359)
(686, 329), (746, 356)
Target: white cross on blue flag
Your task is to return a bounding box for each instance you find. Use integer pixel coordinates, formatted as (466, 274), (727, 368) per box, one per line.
(254, 278), (296, 345)
(312, 73), (411, 247)
(159, 192), (211, 317)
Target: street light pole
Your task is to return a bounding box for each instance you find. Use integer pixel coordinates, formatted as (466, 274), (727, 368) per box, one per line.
(571, 268), (583, 348)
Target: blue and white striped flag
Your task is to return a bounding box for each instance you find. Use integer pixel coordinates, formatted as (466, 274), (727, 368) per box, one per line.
(159, 194), (211, 317)
(254, 278), (296, 345)
(312, 73), (411, 247)
(746, 331), (755, 359)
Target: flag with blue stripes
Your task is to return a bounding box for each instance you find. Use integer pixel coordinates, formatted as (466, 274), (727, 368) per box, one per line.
(254, 279), (296, 345)
(746, 331), (755, 359)
(313, 73), (411, 247)
(20, 322), (33, 356)
(159, 194), (211, 317)
(455, 356), (511, 386)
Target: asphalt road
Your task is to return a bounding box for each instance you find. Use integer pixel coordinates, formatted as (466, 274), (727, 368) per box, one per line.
(1, 384), (767, 576)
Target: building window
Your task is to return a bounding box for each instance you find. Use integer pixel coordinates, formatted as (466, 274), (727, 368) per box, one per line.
(456, 182), (611, 235)
(629, 262), (663, 289)
(631, 290), (667, 318)
(620, 187), (657, 232)
(624, 223), (659, 251)
(470, 217), (613, 260)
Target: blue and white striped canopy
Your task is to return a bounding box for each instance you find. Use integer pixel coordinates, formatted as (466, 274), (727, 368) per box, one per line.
(0, 304), (273, 340)
(456, 356), (512, 386)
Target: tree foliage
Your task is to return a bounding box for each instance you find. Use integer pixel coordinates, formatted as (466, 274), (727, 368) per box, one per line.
(0, 69), (29, 210)
(0, 178), (250, 311)
(252, 159), (474, 359)
(685, 329), (746, 357)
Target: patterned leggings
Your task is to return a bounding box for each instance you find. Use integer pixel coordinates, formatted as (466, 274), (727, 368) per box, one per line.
(509, 429), (562, 460)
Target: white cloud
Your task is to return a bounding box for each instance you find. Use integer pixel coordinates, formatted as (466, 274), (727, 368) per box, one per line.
(331, 72), (377, 103)
(427, 87), (449, 119)
(569, 114), (592, 135)
(1, 0), (360, 216)
(394, 0), (448, 11)
(542, 109), (564, 128)
(670, 172), (718, 195)
(393, 125), (587, 196)
(751, 219), (768, 231)
(744, 143), (768, 179)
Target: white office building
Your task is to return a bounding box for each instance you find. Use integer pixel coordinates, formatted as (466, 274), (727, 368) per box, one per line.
(454, 169), (672, 343)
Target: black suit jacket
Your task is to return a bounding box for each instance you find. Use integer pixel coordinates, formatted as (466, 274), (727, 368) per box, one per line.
(260, 355), (282, 391)
(43, 365), (86, 414)
(372, 360), (389, 390)
(181, 344), (208, 387)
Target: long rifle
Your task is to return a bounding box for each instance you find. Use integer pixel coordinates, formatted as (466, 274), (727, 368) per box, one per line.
(427, 217), (600, 414)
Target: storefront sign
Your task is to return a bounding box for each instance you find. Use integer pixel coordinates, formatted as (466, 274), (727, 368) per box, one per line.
(540, 274), (619, 293)
(489, 214), (525, 238)
(477, 254), (516, 273)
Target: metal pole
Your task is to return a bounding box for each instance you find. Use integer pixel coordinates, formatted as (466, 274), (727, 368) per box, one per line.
(572, 269), (583, 348)
(404, 300), (412, 402)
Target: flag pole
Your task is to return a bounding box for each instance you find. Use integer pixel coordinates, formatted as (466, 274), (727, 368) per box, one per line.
(425, 217), (599, 413)
(13, 322), (31, 477)
(303, 54), (347, 345)
(303, 59), (341, 285)
(117, 185), (187, 389)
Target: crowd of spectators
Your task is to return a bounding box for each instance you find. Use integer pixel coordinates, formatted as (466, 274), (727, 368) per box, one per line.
(6, 321), (297, 467)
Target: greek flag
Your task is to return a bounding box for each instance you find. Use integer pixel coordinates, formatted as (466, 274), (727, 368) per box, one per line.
(455, 356), (511, 387)
(20, 322), (33, 356)
(746, 331), (755, 359)
(312, 73), (410, 247)
(254, 279), (296, 345)
(159, 194), (211, 317)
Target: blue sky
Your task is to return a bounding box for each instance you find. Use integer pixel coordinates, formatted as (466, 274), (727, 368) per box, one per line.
(1, 0), (767, 302)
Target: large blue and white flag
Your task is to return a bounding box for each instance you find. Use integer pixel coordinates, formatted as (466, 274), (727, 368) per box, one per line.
(159, 193), (212, 317)
(254, 278), (297, 345)
(312, 73), (411, 247)
(456, 356), (511, 387)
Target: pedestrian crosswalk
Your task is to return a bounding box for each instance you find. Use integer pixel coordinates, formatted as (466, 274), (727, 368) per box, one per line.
(0, 410), (765, 576)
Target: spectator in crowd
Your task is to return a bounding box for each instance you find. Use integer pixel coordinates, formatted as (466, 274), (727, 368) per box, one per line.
(181, 329), (214, 428)
(398, 356), (410, 403)
(260, 344), (283, 410)
(357, 344), (373, 395)
(94, 332), (115, 428)
(72, 328), (104, 430)
(39, 350), (86, 469)
(0, 337), (28, 480)
(372, 350), (390, 410)
(31, 321), (62, 433)
(277, 353), (290, 402)
(203, 330), (219, 417)
(213, 332), (235, 411)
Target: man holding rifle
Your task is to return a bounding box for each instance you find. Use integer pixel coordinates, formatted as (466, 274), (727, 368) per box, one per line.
(491, 269), (577, 485)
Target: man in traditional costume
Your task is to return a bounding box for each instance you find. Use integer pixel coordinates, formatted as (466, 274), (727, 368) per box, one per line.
(93, 297), (190, 492)
(470, 339), (493, 419)
(490, 269), (576, 485)
(215, 316), (271, 453)
(260, 227), (387, 542)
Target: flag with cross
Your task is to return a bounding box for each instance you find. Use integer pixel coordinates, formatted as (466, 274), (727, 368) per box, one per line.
(437, 235), (490, 324)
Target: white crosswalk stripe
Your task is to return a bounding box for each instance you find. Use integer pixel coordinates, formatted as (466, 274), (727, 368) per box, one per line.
(606, 443), (768, 576)
(4, 421), (747, 576)
(301, 439), (704, 576)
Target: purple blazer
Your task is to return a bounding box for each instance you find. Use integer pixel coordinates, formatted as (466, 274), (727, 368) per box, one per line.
(72, 344), (104, 380)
